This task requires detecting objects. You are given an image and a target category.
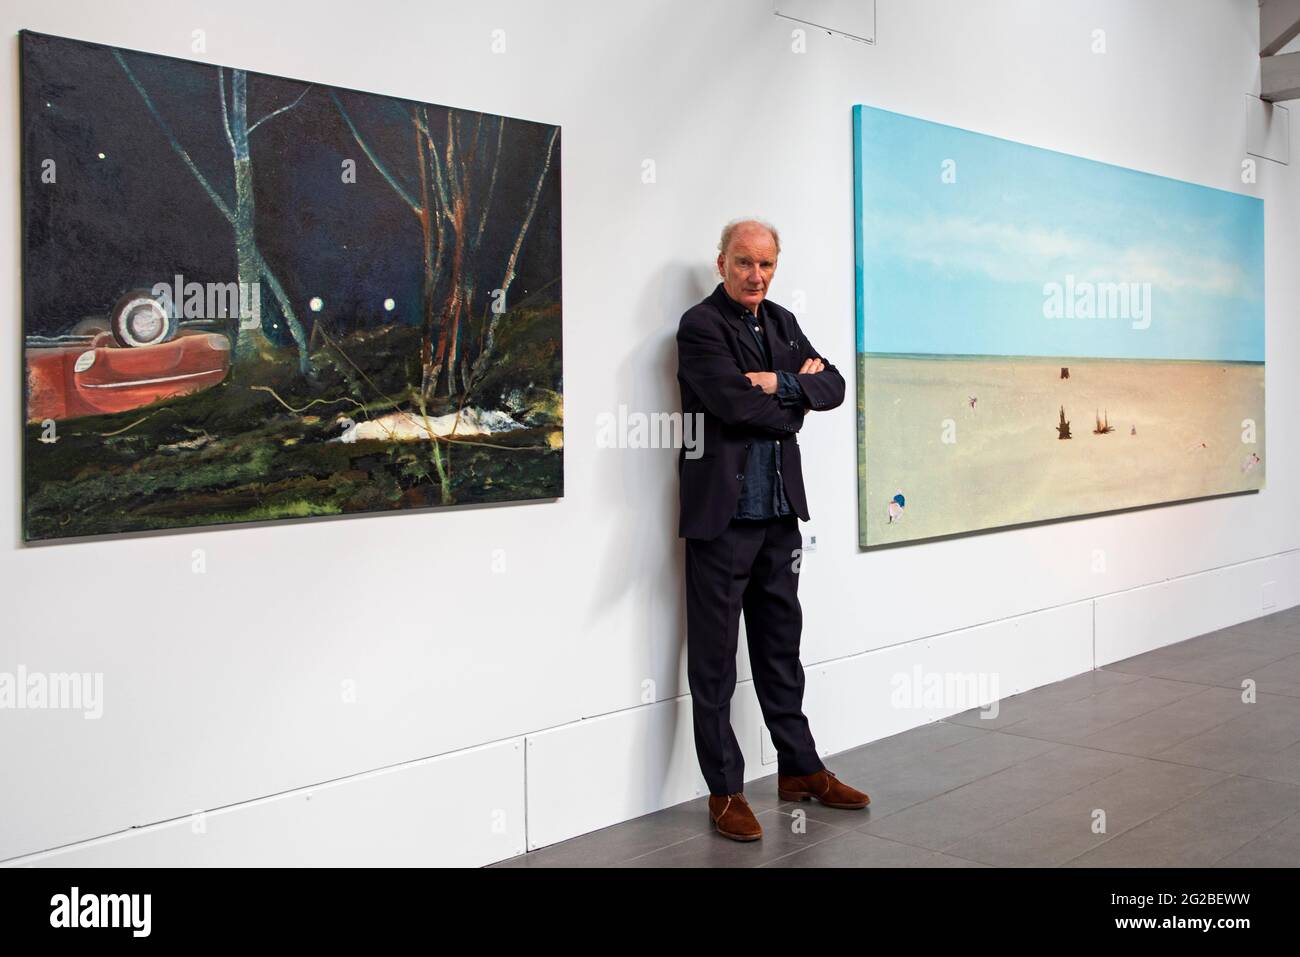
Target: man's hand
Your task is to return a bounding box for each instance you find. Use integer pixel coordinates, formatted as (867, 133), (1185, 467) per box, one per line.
(746, 359), (824, 392)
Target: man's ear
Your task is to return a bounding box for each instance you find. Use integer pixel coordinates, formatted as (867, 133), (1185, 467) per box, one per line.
(716, 255), (725, 277)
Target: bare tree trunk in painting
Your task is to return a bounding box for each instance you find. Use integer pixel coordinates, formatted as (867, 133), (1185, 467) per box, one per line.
(113, 51), (312, 375)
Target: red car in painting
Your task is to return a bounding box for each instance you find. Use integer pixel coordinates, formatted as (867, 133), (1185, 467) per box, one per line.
(25, 290), (231, 422)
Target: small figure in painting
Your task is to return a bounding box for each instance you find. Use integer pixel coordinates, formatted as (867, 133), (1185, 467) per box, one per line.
(887, 490), (906, 524)
(1242, 452), (1261, 474)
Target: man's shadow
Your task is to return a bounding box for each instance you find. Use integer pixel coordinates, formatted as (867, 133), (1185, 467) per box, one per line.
(583, 262), (760, 802)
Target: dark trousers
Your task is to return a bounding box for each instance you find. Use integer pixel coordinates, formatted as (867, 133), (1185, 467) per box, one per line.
(684, 514), (825, 795)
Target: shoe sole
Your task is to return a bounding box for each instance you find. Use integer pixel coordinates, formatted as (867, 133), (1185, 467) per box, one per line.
(710, 817), (762, 841)
(778, 789), (870, 809)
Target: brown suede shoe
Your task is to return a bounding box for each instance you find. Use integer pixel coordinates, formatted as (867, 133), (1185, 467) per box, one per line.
(707, 792), (763, 841)
(777, 768), (870, 809)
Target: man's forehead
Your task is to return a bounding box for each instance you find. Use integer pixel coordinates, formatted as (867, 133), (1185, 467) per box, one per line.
(727, 231), (778, 257)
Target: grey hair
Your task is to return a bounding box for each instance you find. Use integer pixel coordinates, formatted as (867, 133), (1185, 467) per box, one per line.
(717, 218), (781, 257)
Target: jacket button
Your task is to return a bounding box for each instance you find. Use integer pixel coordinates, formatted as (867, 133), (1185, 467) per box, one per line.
(735, 474), (744, 480)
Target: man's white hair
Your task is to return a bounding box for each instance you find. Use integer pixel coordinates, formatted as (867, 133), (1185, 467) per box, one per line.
(718, 218), (781, 257)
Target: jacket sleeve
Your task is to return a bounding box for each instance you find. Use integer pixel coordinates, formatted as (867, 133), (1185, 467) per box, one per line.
(790, 316), (846, 412)
(677, 312), (805, 436)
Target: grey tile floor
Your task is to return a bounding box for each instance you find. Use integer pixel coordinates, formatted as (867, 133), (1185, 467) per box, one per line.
(490, 606), (1300, 867)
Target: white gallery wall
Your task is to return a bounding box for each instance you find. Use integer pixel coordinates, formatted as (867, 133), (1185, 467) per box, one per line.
(2, 0), (1297, 865)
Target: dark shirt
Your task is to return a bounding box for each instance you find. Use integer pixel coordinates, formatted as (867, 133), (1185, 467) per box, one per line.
(716, 287), (805, 520)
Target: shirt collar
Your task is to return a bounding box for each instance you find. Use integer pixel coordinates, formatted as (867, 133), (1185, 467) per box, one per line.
(713, 282), (769, 323)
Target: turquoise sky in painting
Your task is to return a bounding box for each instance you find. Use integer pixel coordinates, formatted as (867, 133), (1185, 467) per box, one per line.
(853, 105), (1265, 361)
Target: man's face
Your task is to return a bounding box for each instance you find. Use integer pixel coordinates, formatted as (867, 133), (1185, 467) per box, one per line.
(717, 225), (777, 314)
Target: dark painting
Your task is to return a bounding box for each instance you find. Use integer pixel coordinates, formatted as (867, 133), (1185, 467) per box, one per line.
(20, 30), (563, 541)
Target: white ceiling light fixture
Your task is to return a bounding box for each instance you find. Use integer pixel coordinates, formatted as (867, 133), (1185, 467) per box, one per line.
(773, 0), (875, 45)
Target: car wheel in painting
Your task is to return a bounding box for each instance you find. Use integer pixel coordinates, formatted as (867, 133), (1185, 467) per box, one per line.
(109, 289), (177, 348)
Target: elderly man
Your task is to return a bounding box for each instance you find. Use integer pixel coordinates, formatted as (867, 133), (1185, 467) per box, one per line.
(676, 219), (870, 842)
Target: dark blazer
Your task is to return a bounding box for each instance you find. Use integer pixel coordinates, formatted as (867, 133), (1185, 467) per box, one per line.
(676, 284), (846, 540)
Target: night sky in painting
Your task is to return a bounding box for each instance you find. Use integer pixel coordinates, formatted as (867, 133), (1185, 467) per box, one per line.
(21, 31), (561, 339)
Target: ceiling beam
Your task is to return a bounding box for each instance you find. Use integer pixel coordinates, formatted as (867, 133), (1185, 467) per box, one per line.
(1261, 0), (1300, 57)
(1262, 50), (1300, 101)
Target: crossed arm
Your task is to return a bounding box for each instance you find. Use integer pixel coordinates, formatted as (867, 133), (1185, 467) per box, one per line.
(744, 316), (845, 413)
(676, 314), (806, 436)
(745, 358), (827, 408)
(676, 310), (845, 436)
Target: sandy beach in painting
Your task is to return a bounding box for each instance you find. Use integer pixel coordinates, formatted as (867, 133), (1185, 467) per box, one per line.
(857, 353), (1265, 547)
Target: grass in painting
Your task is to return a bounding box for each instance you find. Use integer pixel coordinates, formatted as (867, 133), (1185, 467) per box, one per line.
(25, 306), (563, 539)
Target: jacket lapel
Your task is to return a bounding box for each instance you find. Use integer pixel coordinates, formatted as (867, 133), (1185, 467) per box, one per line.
(712, 286), (768, 369)
(762, 306), (794, 373)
